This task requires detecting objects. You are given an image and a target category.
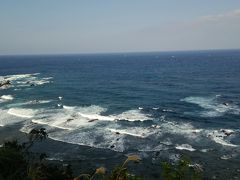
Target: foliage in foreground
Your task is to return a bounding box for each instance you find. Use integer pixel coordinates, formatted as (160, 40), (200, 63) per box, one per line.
(0, 128), (203, 180)
(162, 156), (203, 180)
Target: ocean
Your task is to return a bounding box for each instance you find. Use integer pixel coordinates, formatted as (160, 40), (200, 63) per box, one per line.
(0, 50), (240, 179)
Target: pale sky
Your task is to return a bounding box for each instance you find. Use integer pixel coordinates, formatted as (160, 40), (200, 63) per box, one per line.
(0, 0), (240, 55)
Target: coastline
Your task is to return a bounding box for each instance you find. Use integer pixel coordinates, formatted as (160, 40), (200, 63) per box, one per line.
(1, 124), (240, 179)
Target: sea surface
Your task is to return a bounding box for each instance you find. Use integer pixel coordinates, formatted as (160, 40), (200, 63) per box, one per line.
(1, 50), (240, 179)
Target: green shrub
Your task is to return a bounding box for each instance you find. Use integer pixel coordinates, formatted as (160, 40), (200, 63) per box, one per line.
(162, 156), (203, 180)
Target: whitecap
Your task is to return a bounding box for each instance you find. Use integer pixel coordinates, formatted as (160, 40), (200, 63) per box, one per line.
(1, 95), (14, 100)
(200, 149), (210, 153)
(181, 96), (240, 117)
(48, 128), (126, 152)
(162, 109), (173, 112)
(160, 121), (203, 138)
(4, 73), (37, 81)
(31, 119), (73, 130)
(207, 130), (238, 147)
(220, 154), (237, 160)
(63, 105), (74, 110)
(2, 73), (52, 88)
(30, 105), (107, 130)
(7, 108), (36, 118)
(0, 95), (14, 102)
(176, 144), (196, 151)
(0, 109), (27, 126)
(79, 113), (115, 121)
(107, 128), (150, 138)
(113, 109), (151, 121)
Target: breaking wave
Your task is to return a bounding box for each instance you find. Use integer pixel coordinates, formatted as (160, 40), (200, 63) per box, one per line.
(176, 144), (196, 151)
(0, 73), (52, 89)
(7, 108), (37, 118)
(0, 109), (27, 126)
(181, 96), (240, 117)
(0, 95), (14, 103)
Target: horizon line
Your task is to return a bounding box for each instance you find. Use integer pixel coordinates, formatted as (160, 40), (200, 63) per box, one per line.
(0, 48), (240, 57)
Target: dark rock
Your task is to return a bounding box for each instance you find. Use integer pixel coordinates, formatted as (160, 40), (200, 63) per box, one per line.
(223, 102), (229, 106)
(221, 129), (234, 136)
(66, 119), (74, 122)
(88, 119), (98, 122)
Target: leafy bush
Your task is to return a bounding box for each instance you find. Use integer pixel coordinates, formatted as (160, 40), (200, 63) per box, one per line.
(161, 156), (203, 180)
(0, 128), (72, 180)
(0, 140), (28, 180)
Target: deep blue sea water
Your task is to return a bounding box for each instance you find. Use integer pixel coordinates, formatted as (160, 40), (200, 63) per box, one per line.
(1, 50), (240, 178)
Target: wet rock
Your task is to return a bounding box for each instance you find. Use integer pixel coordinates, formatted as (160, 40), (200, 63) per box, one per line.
(223, 102), (229, 106)
(220, 129), (234, 136)
(66, 118), (74, 122)
(88, 119), (98, 122)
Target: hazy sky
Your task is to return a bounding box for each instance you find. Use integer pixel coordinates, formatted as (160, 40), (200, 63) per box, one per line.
(1, 0), (240, 55)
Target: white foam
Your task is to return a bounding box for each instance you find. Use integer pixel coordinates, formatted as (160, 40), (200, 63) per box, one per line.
(0, 95), (14, 102)
(42, 77), (53, 80)
(2, 73), (52, 88)
(181, 96), (240, 117)
(19, 121), (39, 133)
(107, 128), (149, 138)
(31, 119), (73, 130)
(46, 157), (63, 162)
(30, 105), (106, 130)
(4, 74), (36, 81)
(161, 121), (203, 138)
(31, 100), (52, 104)
(0, 109), (27, 126)
(23, 105), (153, 152)
(19, 103), (239, 152)
(48, 127), (126, 152)
(1, 95), (14, 100)
(113, 109), (151, 121)
(10, 100), (239, 152)
(200, 149), (210, 153)
(162, 109), (173, 112)
(220, 154), (237, 160)
(79, 113), (115, 121)
(176, 144), (196, 151)
(207, 130), (238, 147)
(33, 79), (51, 85)
(63, 105), (74, 110)
(7, 108), (36, 118)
